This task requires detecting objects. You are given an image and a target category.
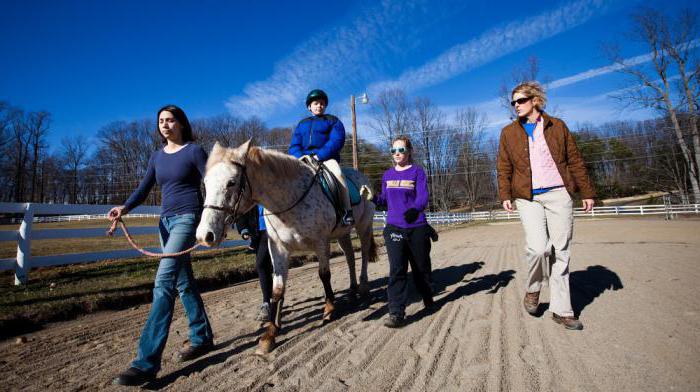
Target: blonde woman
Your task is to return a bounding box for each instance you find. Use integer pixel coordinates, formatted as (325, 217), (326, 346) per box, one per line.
(497, 82), (595, 330)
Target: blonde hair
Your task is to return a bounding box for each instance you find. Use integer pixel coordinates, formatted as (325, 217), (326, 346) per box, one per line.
(512, 81), (547, 112)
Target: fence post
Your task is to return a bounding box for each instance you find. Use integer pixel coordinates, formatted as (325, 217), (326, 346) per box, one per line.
(15, 203), (34, 285)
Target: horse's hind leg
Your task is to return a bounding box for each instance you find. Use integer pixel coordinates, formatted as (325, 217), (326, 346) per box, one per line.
(356, 207), (375, 298)
(338, 234), (358, 298)
(317, 242), (335, 323)
(257, 240), (288, 355)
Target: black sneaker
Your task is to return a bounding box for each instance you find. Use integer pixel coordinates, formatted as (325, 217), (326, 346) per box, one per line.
(423, 297), (437, 311)
(384, 314), (405, 328)
(113, 367), (155, 386)
(177, 342), (214, 362)
(341, 210), (355, 226)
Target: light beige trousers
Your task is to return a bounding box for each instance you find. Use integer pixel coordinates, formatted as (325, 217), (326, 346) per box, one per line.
(515, 188), (574, 317)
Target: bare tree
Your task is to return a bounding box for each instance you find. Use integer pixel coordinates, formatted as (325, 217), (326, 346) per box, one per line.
(62, 136), (90, 203)
(8, 109), (30, 201)
(0, 101), (10, 150)
(370, 88), (413, 145)
(27, 111), (50, 202)
(455, 108), (490, 211)
(498, 56), (541, 117)
(411, 97), (446, 210)
(605, 7), (700, 200)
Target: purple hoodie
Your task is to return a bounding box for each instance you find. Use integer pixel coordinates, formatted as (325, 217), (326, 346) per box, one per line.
(373, 165), (429, 229)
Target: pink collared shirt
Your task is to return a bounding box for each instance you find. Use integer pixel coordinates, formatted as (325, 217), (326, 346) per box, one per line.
(528, 119), (564, 190)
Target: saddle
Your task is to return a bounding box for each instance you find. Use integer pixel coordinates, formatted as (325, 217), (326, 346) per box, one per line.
(300, 156), (361, 225)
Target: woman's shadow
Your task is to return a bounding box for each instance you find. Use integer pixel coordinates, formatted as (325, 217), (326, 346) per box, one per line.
(362, 261), (516, 325)
(570, 265), (624, 317)
(534, 264), (624, 317)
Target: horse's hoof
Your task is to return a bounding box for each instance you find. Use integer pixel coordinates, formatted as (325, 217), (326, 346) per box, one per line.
(358, 285), (370, 299)
(256, 338), (275, 355)
(322, 309), (334, 324)
(322, 300), (335, 324)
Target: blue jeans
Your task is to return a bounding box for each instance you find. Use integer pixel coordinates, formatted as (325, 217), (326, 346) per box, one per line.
(131, 213), (214, 374)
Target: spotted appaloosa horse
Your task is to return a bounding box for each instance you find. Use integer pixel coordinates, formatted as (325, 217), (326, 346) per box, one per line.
(196, 140), (377, 354)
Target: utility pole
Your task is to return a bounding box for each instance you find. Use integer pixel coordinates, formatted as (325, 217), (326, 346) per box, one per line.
(351, 95), (358, 170)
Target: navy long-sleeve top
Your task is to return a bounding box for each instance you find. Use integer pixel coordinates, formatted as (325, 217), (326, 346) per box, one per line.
(288, 114), (345, 162)
(124, 143), (208, 217)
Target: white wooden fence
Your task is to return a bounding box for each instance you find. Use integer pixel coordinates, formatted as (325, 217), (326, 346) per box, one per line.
(2, 202), (699, 286)
(373, 204), (700, 225)
(0, 203), (245, 285)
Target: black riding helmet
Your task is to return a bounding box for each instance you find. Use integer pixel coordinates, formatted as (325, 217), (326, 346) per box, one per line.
(306, 89), (329, 107)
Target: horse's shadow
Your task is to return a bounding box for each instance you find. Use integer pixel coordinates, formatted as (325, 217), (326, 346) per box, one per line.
(142, 329), (264, 390)
(532, 264), (624, 317)
(143, 262), (513, 388)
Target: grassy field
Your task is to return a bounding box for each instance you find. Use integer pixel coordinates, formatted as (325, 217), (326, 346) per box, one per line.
(0, 216), (159, 230)
(0, 217), (474, 340)
(0, 228), (388, 340)
(0, 244), (267, 339)
(0, 217), (162, 258)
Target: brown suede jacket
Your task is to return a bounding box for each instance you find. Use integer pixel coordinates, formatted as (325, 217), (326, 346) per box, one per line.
(497, 113), (596, 202)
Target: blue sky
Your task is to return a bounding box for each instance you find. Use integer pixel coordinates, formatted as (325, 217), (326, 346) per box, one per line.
(2, 0), (699, 150)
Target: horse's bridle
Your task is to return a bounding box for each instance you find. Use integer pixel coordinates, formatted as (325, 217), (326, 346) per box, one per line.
(202, 161), (252, 226)
(202, 158), (322, 226)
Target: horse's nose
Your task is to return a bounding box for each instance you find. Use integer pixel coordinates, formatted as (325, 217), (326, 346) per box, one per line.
(205, 231), (215, 244)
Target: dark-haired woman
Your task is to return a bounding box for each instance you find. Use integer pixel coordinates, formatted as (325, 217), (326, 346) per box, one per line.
(109, 105), (214, 386)
(373, 135), (434, 328)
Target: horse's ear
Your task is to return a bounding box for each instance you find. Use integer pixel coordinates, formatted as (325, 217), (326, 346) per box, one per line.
(211, 141), (224, 156)
(238, 138), (254, 161)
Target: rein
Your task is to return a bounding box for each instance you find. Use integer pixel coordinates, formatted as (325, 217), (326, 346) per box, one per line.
(202, 161), (252, 226)
(106, 218), (200, 258)
(202, 159), (321, 224)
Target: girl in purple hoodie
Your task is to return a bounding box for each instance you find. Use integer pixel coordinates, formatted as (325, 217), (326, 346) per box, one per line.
(373, 135), (435, 328)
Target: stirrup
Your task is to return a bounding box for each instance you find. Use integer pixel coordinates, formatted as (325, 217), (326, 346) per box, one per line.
(341, 210), (355, 226)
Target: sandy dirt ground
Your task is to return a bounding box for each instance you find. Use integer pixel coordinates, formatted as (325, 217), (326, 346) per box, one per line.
(1, 217), (699, 392)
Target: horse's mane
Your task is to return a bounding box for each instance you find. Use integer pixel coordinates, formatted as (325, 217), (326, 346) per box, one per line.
(248, 147), (308, 178)
(206, 144), (307, 178)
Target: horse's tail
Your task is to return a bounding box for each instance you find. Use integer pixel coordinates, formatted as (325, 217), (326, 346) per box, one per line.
(369, 231), (378, 263)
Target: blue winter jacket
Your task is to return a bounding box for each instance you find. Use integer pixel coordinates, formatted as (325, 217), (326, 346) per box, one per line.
(288, 114), (346, 162)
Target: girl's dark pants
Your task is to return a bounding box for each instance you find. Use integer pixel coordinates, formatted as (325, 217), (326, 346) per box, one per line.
(255, 230), (273, 304)
(383, 223), (434, 318)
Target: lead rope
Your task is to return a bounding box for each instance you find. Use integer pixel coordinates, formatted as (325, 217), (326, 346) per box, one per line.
(106, 218), (200, 258)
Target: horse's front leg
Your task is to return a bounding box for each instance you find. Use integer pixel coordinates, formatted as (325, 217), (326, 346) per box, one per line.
(338, 234), (359, 298)
(317, 241), (335, 323)
(257, 239), (288, 355)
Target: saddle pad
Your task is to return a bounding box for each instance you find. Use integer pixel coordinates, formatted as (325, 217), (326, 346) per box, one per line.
(319, 171), (362, 207)
(346, 178), (361, 206)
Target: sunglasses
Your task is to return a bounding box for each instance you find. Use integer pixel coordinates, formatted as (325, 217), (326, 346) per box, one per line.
(390, 147), (408, 154)
(510, 97), (531, 106)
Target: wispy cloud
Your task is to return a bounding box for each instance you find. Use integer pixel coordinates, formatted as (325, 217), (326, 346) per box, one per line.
(545, 38), (700, 90)
(226, 0), (467, 119)
(367, 0), (612, 95)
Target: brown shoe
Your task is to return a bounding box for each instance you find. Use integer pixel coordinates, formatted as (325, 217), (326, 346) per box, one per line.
(552, 314), (583, 330)
(523, 292), (539, 315)
(177, 342), (214, 362)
